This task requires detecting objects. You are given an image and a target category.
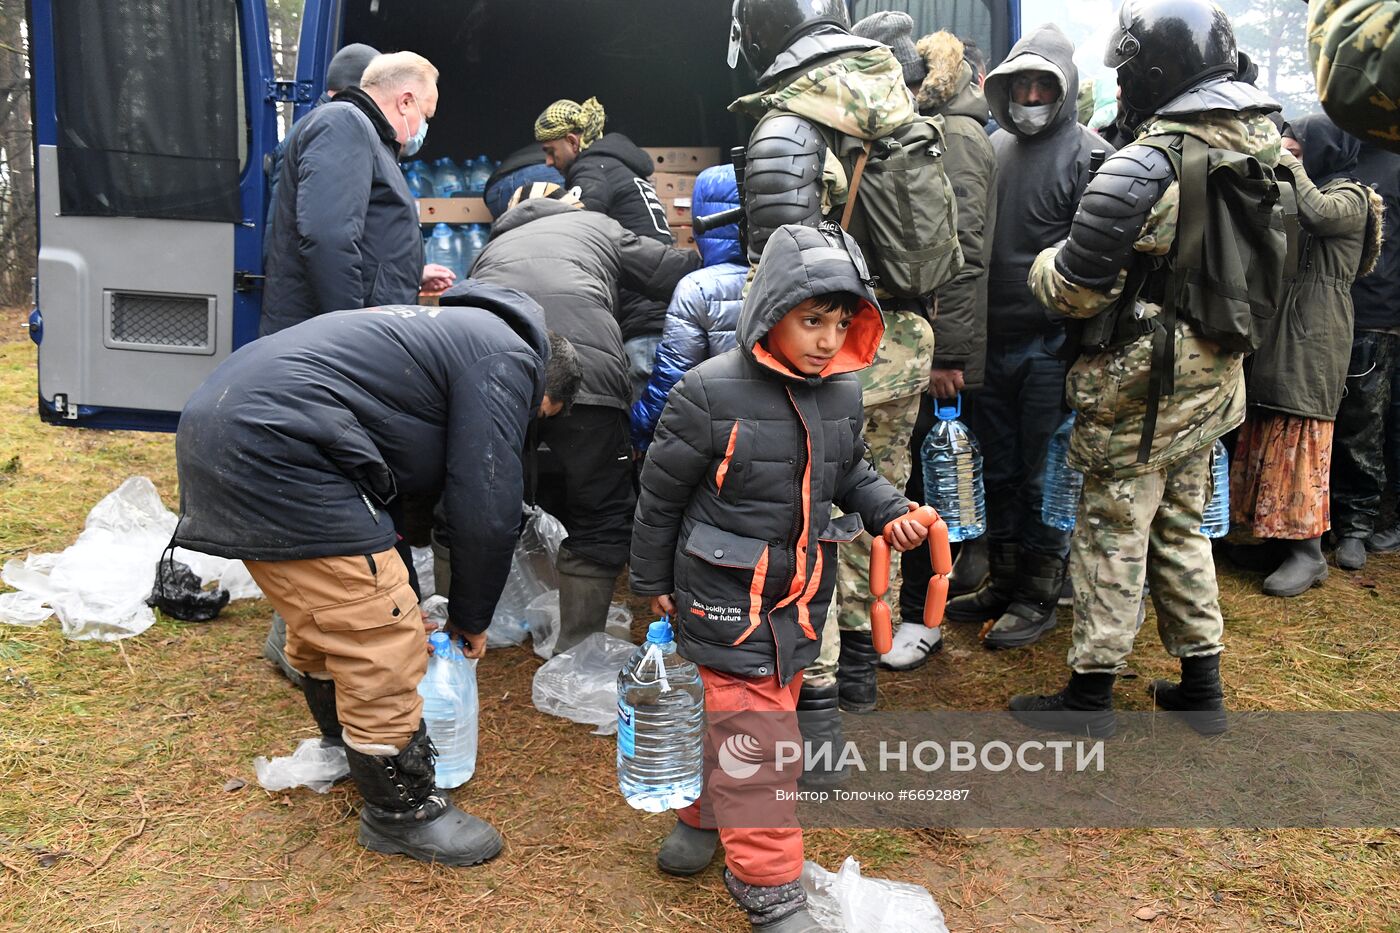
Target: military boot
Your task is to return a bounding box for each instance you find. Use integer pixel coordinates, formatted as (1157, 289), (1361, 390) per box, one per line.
(837, 630), (879, 713)
(301, 675), (344, 747)
(983, 550), (1065, 650)
(944, 542), (1018, 624)
(656, 820), (719, 876)
(1008, 672), (1117, 738)
(796, 681), (848, 788)
(1148, 653), (1227, 735)
(345, 723), (503, 866)
(555, 549), (620, 655)
(947, 536), (989, 598)
(725, 869), (822, 932)
(1262, 537), (1327, 597)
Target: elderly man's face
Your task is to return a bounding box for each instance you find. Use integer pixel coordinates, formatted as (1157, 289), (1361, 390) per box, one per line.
(395, 83), (438, 145)
(1010, 71), (1059, 106)
(541, 134), (581, 172)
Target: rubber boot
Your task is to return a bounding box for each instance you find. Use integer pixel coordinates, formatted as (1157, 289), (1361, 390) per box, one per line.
(947, 536), (989, 598)
(945, 542), (1018, 624)
(796, 681), (848, 788)
(1369, 522), (1400, 553)
(1008, 672), (1117, 738)
(301, 675), (344, 747)
(345, 723), (503, 866)
(554, 549), (619, 656)
(1149, 653), (1227, 735)
(837, 630), (879, 713)
(1336, 536), (1368, 571)
(262, 612), (305, 687)
(656, 820), (718, 876)
(1262, 537), (1328, 597)
(725, 869), (821, 932)
(983, 550), (1065, 650)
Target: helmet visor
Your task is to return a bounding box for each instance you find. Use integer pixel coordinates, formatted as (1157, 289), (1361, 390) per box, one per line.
(1104, 25), (1141, 69)
(726, 1), (742, 69)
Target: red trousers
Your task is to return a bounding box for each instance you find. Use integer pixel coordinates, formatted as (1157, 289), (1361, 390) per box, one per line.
(678, 665), (804, 887)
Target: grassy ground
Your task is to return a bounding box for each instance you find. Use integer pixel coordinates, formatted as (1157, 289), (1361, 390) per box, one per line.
(1, 305), (1398, 931)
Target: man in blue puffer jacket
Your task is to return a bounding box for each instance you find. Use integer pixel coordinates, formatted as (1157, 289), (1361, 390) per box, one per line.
(630, 164), (749, 452)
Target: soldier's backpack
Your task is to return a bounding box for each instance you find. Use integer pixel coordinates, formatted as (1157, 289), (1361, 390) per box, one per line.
(829, 116), (964, 299)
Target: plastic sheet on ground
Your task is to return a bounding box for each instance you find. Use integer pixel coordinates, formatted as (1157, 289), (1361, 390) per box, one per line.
(531, 632), (635, 735)
(0, 477), (261, 640)
(488, 505), (565, 647)
(526, 593), (633, 658)
(252, 737), (349, 794)
(802, 857), (949, 933)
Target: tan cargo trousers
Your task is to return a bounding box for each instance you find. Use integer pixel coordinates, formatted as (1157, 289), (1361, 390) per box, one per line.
(245, 547), (427, 751)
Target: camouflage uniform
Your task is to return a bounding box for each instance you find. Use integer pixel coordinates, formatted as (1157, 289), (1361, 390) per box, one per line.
(1308, 0), (1400, 152)
(1027, 110), (1277, 673)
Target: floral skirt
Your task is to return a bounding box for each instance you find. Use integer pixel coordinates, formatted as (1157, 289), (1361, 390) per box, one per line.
(1230, 413), (1334, 540)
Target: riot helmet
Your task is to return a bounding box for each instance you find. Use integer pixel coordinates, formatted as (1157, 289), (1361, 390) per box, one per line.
(1105, 0), (1238, 117)
(727, 0), (851, 76)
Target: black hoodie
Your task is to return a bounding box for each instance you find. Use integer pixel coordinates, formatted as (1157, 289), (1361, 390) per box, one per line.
(984, 24), (1112, 337)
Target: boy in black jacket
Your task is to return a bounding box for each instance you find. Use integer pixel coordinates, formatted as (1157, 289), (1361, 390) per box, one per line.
(631, 224), (930, 932)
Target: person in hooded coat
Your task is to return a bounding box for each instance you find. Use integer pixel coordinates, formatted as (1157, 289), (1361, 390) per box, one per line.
(1231, 114), (1385, 595)
(944, 23), (1111, 651)
(468, 184), (699, 654)
(630, 222), (930, 933)
(630, 163), (748, 452)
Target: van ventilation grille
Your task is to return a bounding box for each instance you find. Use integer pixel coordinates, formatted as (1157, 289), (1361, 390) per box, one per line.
(110, 293), (211, 350)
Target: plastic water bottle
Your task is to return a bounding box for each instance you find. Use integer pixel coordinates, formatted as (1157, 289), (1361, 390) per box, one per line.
(617, 618), (705, 812)
(425, 223), (460, 279)
(461, 224), (490, 274)
(1200, 440), (1230, 539)
(403, 160), (435, 198)
(467, 155), (493, 196)
(419, 632), (478, 788)
(433, 157), (465, 198)
(920, 394), (986, 542)
(1041, 413), (1084, 532)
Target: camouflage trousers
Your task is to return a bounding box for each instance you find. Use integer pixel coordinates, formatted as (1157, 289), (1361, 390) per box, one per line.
(808, 390), (925, 684)
(1068, 445), (1224, 674)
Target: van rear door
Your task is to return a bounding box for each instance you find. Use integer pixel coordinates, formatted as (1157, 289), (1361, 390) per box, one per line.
(28, 0), (280, 430)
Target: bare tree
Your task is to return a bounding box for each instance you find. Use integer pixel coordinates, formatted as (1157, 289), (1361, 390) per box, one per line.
(0, 0), (34, 308)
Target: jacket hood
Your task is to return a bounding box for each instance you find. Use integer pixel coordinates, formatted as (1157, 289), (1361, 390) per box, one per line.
(574, 132), (653, 177)
(984, 23), (1078, 140)
(751, 27), (880, 88)
(1290, 112), (1362, 184)
(691, 164), (743, 267)
(436, 280), (551, 400)
(731, 42), (917, 141)
(738, 223), (884, 383)
(489, 196), (579, 237)
(1140, 107), (1284, 167)
(915, 32), (974, 113)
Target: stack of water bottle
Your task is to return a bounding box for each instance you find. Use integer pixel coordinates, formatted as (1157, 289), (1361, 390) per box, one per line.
(423, 222), (490, 282)
(403, 154), (498, 199)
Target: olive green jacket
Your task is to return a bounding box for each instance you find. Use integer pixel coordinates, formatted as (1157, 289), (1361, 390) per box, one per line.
(1309, 0), (1400, 152)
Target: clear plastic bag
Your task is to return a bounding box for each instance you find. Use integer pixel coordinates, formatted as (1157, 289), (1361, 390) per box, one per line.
(252, 737), (349, 794)
(801, 858), (949, 933)
(0, 477), (261, 640)
(526, 593), (633, 658)
(411, 545), (436, 598)
(531, 632), (635, 735)
(490, 505), (565, 631)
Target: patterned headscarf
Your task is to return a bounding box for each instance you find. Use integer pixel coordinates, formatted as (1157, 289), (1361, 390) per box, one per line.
(533, 97), (606, 148)
(507, 182), (583, 210)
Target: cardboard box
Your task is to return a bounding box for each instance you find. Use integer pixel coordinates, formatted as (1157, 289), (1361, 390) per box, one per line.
(644, 147), (723, 173)
(666, 196), (692, 226)
(672, 224), (697, 251)
(651, 172), (697, 198)
(418, 198), (493, 224)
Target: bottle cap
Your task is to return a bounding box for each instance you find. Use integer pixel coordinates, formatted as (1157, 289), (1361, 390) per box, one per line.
(646, 618), (674, 645)
(429, 631), (450, 650)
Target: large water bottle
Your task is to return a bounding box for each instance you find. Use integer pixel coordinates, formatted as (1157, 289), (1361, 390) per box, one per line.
(617, 618), (705, 813)
(466, 155), (493, 196)
(404, 160), (435, 198)
(920, 394), (986, 542)
(433, 157), (465, 198)
(419, 632), (479, 788)
(425, 223), (461, 280)
(1200, 440), (1230, 539)
(1041, 413), (1084, 532)
(461, 224), (490, 274)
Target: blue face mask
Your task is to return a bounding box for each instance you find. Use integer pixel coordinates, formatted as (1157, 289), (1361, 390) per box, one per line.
(401, 97), (428, 158)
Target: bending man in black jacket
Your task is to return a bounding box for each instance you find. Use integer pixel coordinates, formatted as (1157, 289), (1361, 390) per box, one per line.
(173, 284), (580, 866)
(470, 183), (700, 653)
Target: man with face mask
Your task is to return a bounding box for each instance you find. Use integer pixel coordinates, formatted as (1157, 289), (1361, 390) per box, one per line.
(261, 51), (448, 337)
(943, 25), (1111, 651)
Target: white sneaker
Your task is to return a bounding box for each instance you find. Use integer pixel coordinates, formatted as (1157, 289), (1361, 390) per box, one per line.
(878, 623), (944, 671)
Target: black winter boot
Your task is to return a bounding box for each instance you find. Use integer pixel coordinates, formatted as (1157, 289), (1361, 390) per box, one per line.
(983, 550), (1065, 650)
(656, 820), (718, 876)
(796, 681), (848, 788)
(945, 542), (1018, 624)
(1262, 537), (1328, 597)
(345, 723), (503, 866)
(262, 612), (305, 687)
(1009, 672), (1117, 738)
(947, 536), (990, 598)
(725, 869), (821, 932)
(837, 630), (879, 713)
(301, 676), (344, 746)
(1336, 536), (1368, 570)
(1149, 653), (1227, 735)
(555, 549), (620, 655)
(1369, 522), (1400, 553)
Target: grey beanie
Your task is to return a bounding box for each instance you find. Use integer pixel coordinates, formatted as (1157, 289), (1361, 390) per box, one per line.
(325, 43), (379, 93)
(852, 11), (926, 88)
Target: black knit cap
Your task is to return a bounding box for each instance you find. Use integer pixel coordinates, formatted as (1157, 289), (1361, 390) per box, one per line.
(325, 43), (379, 93)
